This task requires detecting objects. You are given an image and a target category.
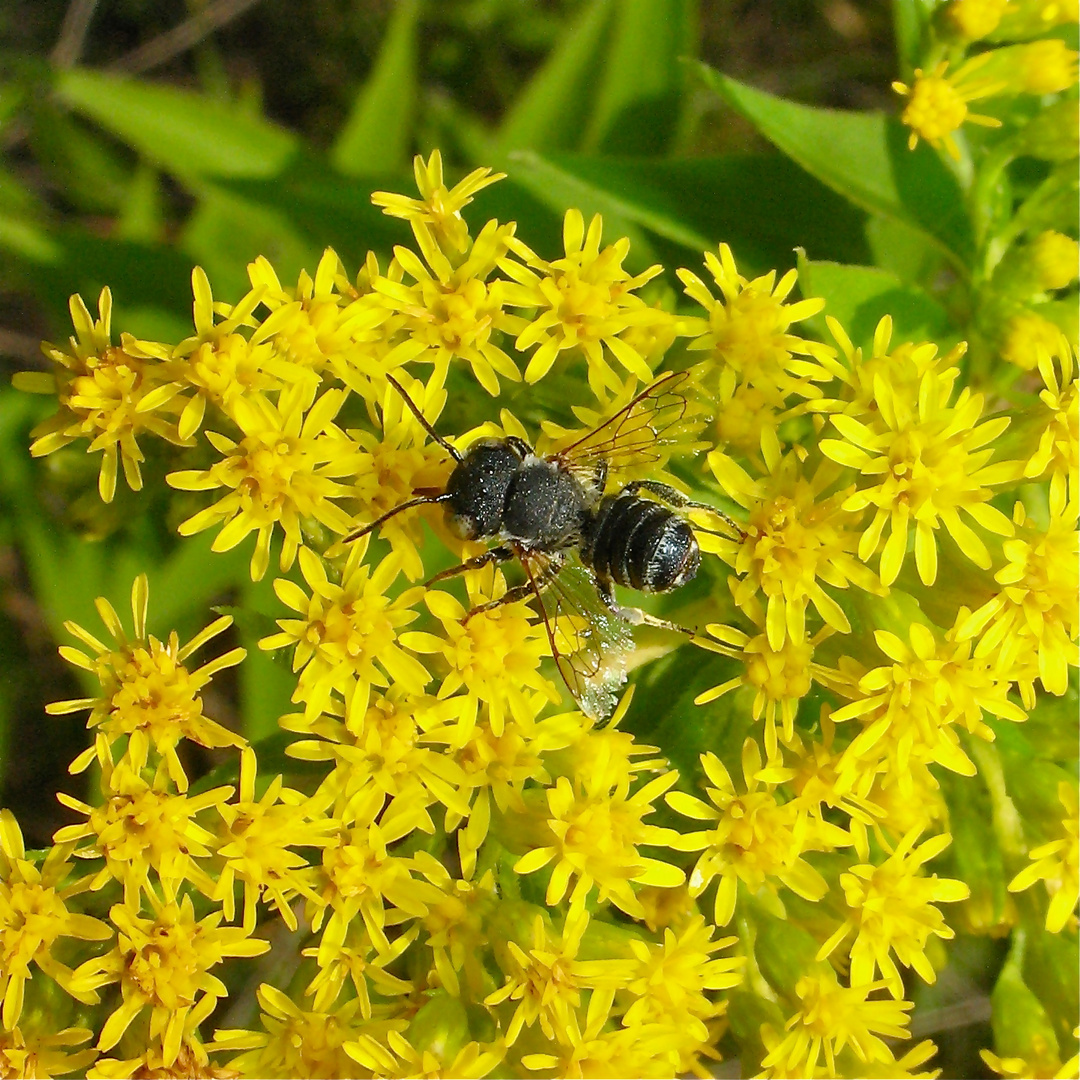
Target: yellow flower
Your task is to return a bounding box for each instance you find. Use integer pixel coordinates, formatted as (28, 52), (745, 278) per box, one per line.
(666, 741), (835, 926)
(401, 571), (558, 737)
(372, 149), (505, 256)
(54, 750), (230, 907)
(817, 827), (970, 997)
(259, 543), (429, 721)
(831, 620), (1027, 783)
(69, 894), (268, 1069)
(1001, 310), (1070, 371)
(985, 40), (1079, 95)
(168, 266), (318, 441)
(412, 858), (498, 998)
(350, 1028), (505, 1079)
(502, 209), (671, 394)
(348, 370), (455, 581)
(520, 1013), (681, 1078)
(312, 787), (444, 954)
(678, 243), (831, 407)
(706, 427), (883, 650)
(86, 1041), (233, 1079)
(1028, 231), (1080, 292)
(13, 288), (187, 502)
(761, 972), (914, 1076)
(819, 318), (1019, 586)
(621, 915), (743, 1044)
(168, 383), (361, 580)
(945, 0), (1011, 39)
(694, 622), (840, 762)
(785, 721), (886, 850)
(47, 574), (245, 792)
(303, 913), (414, 1015)
(246, 248), (398, 391)
(485, 908), (628, 1046)
(282, 687), (471, 830)
(513, 768), (685, 919)
(211, 984), (387, 1079)
(958, 488), (1078, 700)
(425, 703), (561, 877)
(0, 811), (111, 1029)
(1024, 336), (1078, 499)
(214, 747), (336, 931)
(892, 56), (1005, 159)
(0, 1026), (97, 1080)
(1008, 781), (1079, 933)
(375, 218), (527, 395)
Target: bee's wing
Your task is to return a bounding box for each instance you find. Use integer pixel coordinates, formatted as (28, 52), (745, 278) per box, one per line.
(551, 370), (690, 478)
(517, 547), (633, 721)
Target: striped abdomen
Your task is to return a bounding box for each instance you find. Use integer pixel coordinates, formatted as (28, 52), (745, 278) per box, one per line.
(581, 494), (700, 594)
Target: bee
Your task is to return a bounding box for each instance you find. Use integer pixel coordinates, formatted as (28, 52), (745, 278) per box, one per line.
(348, 371), (737, 719)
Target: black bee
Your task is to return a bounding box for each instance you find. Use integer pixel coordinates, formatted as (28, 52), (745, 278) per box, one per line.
(348, 371), (736, 719)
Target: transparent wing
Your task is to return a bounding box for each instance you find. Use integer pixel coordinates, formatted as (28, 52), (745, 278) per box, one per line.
(517, 547), (633, 721)
(550, 370), (690, 478)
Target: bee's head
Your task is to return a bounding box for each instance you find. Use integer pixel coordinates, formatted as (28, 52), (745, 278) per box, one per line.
(444, 438), (527, 540)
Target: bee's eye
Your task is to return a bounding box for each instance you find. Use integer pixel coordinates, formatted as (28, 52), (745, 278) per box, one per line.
(447, 513), (479, 540)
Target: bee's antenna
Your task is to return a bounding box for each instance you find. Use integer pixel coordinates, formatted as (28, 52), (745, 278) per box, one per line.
(385, 373), (463, 463)
(346, 492), (453, 543)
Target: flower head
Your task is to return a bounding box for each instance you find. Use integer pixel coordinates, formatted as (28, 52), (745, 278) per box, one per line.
(372, 150), (506, 256)
(0, 812), (111, 1029)
(666, 741), (838, 926)
(817, 828), (970, 997)
(14, 289), (187, 502)
(678, 244), (831, 407)
(168, 384), (361, 580)
(260, 543), (429, 721)
(893, 56), (1005, 158)
(401, 571), (557, 737)
(1008, 781), (1079, 933)
(502, 210), (671, 394)
(820, 317), (1019, 586)
(706, 427), (882, 650)
(513, 768), (684, 919)
(69, 894), (268, 1069)
(761, 973), (914, 1077)
(47, 574), (245, 791)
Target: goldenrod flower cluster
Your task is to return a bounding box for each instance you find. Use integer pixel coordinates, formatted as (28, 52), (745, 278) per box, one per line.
(5, 141), (1077, 1079)
(892, 0), (1080, 382)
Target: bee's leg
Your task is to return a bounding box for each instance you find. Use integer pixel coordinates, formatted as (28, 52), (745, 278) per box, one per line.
(620, 480), (743, 538)
(595, 575), (696, 637)
(462, 583), (537, 622)
(425, 545), (514, 587)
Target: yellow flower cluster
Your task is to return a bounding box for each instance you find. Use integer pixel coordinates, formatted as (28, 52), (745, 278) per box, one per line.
(5, 150), (1077, 1077)
(890, 0), (1080, 380)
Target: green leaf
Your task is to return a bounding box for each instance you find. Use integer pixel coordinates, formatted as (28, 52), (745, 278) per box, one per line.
(697, 65), (975, 268)
(797, 256), (949, 349)
(54, 68), (297, 180)
(504, 151), (869, 272)
(180, 187), (318, 303)
(16, 226), (193, 329)
(28, 102), (130, 214)
(331, 0), (421, 176)
(495, 0), (616, 154)
(0, 212), (61, 265)
(584, 0), (694, 155)
(116, 162), (164, 244)
(214, 158), (413, 268)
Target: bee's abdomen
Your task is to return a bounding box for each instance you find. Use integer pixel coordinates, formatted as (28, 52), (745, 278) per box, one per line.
(582, 495), (700, 593)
